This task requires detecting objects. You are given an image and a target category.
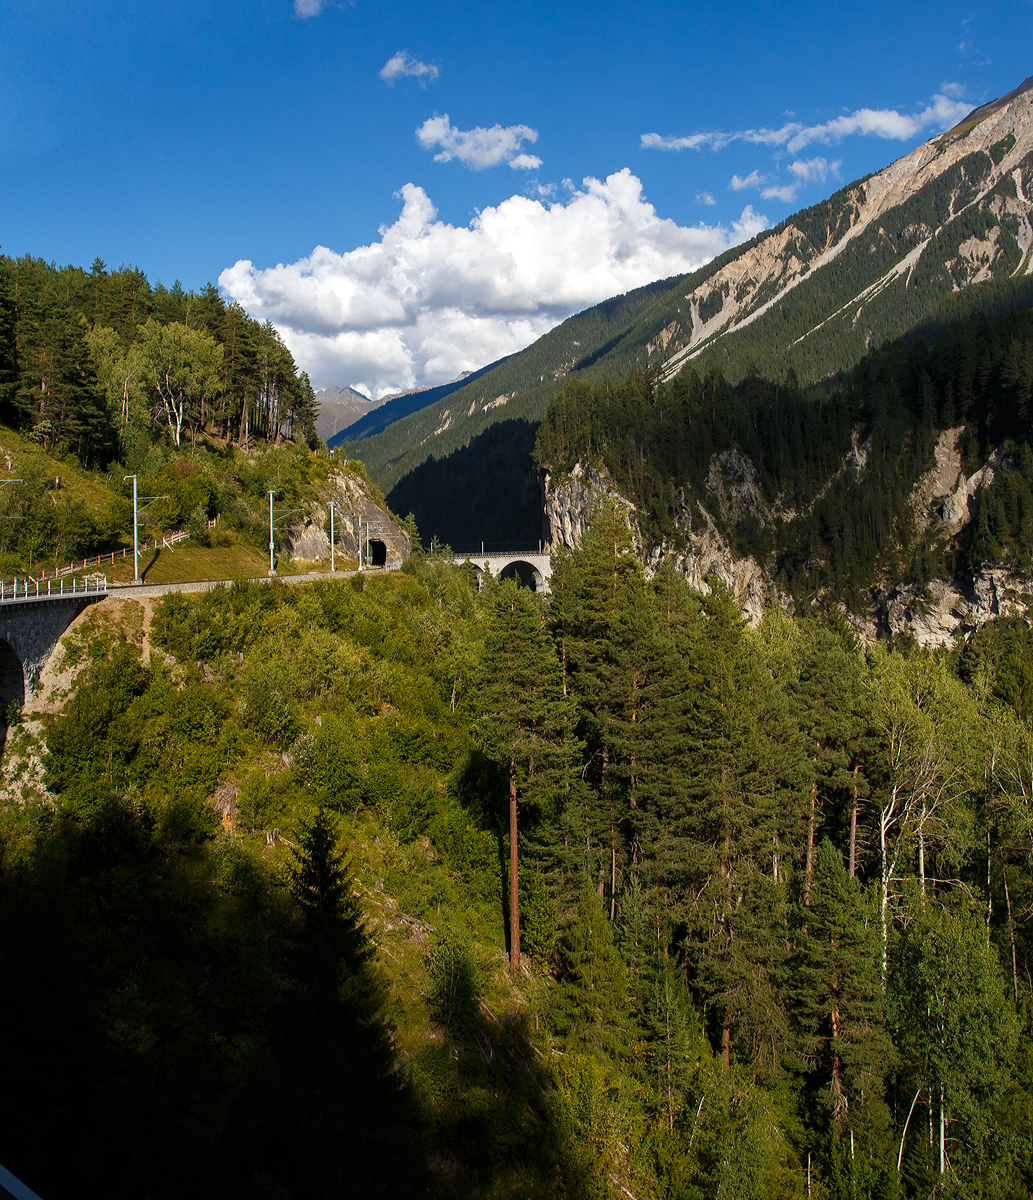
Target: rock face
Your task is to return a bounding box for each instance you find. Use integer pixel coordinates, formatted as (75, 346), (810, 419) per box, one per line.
(543, 462), (777, 625)
(313, 388), (387, 442)
(282, 468), (411, 568)
(543, 440), (1033, 646)
(885, 569), (1033, 648)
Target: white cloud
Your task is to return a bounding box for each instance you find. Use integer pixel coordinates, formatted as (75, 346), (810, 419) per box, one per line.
(761, 184), (798, 202)
(380, 51), (439, 84)
(730, 169), (766, 191)
(416, 114), (540, 170)
(729, 155), (845, 205)
(294, 0), (333, 15)
(642, 89), (973, 156)
(696, 191), (716, 206)
(788, 156), (839, 184)
(640, 131), (719, 151)
(219, 170), (768, 396)
(509, 153), (544, 171)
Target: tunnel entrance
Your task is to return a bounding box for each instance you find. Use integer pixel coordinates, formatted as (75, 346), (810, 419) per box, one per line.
(499, 560), (541, 591)
(368, 539), (387, 567)
(0, 640), (24, 747)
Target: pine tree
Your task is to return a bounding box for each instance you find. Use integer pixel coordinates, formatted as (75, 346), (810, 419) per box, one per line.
(561, 499), (658, 920)
(473, 578), (575, 971)
(792, 839), (892, 1192)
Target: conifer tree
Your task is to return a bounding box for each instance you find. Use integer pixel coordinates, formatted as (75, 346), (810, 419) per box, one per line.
(561, 499), (659, 919)
(474, 578), (574, 971)
(792, 839), (892, 1191)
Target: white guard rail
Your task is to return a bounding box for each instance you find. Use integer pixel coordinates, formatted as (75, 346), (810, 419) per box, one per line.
(0, 575), (108, 603)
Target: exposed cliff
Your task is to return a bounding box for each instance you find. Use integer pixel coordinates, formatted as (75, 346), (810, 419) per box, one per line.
(282, 465), (411, 568)
(543, 428), (1033, 646)
(354, 76), (1033, 492)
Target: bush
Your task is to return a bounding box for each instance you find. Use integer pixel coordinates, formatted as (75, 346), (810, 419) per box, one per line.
(186, 505), (210, 547)
(428, 925), (480, 1037)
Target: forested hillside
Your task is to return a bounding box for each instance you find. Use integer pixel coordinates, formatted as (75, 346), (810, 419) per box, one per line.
(2, 534), (1033, 1197)
(386, 419), (543, 550)
(351, 77), (1033, 492)
(0, 255), (336, 578)
(0, 255), (319, 466)
(537, 303), (1033, 605)
(384, 302), (1033, 617)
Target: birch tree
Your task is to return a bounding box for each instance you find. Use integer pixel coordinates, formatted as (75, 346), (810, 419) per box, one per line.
(894, 907), (1018, 1192)
(137, 319), (222, 446)
(869, 652), (976, 980)
(86, 324), (147, 434)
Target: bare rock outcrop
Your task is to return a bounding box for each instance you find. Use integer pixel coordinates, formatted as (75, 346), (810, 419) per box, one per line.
(543, 461), (778, 625)
(543, 441), (1033, 646)
(886, 568), (1033, 648)
(283, 467), (411, 568)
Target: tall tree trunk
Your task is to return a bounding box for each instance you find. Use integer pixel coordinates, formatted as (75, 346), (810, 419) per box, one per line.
(918, 810), (926, 900)
(849, 763), (859, 878)
(805, 774), (817, 907)
(1003, 862), (1020, 1004)
(509, 755), (520, 974)
(880, 806), (891, 984)
(986, 828), (993, 939)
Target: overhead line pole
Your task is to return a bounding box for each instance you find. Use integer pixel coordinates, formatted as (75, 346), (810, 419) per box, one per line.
(124, 474), (139, 583)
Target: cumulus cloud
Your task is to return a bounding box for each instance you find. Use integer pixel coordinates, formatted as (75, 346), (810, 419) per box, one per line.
(696, 191), (716, 206)
(510, 152), (544, 170)
(642, 88), (973, 156)
(416, 114), (540, 170)
(380, 51), (439, 84)
(760, 184), (798, 202)
(294, 0), (334, 15)
(219, 170), (768, 397)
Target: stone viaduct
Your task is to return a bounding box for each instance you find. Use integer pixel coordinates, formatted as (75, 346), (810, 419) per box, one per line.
(0, 589), (108, 714)
(466, 552), (552, 593)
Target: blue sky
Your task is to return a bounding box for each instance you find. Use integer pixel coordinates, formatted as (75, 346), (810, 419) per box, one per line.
(2, 0), (1030, 394)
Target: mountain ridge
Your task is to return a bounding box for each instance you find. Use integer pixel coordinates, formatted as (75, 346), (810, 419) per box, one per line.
(351, 74), (1033, 492)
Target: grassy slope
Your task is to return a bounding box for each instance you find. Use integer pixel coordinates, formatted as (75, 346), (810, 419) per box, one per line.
(93, 535), (356, 586)
(0, 425), (122, 513)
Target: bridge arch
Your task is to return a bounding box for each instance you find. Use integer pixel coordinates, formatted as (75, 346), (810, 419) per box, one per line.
(498, 560), (545, 591)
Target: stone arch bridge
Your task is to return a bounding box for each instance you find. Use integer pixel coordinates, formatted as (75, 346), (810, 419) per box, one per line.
(465, 552), (552, 593)
(0, 583), (108, 719)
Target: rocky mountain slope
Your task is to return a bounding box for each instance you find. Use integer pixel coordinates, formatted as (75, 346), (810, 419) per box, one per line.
(328, 358), (507, 447)
(352, 74), (1033, 492)
(314, 386), (386, 442)
(542, 433), (1033, 649)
